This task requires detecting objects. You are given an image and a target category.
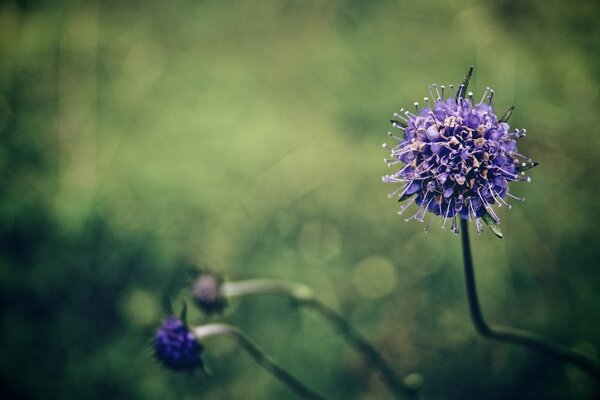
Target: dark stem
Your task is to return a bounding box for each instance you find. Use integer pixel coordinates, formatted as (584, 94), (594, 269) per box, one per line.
(233, 330), (328, 400)
(194, 324), (328, 400)
(460, 218), (600, 381)
(306, 299), (419, 400)
(221, 280), (419, 399)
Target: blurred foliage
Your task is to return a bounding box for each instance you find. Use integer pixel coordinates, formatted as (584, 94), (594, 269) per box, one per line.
(0, 0), (599, 399)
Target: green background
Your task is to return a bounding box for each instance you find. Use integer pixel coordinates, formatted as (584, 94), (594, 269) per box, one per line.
(1, 0), (600, 398)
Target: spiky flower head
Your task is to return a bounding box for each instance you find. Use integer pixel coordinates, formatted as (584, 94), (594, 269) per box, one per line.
(154, 316), (204, 371)
(382, 67), (536, 236)
(193, 273), (227, 314)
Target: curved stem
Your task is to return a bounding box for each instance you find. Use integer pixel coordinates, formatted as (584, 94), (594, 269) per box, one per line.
(460, 218), (600, 381)
(306, 299), (419, 399)
(193, 323), (328, 400)
(221, 280), (420, 399)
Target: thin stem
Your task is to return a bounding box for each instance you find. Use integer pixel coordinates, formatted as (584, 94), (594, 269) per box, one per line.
(221, 279), (314, 301)
(460, 218), (600, 381)
(193, 323), (328, 400)
(306, 299), (419, 399)
(221, 280), (420, 399)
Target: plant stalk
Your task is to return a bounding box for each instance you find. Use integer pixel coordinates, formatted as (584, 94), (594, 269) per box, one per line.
(460, 218), (600, 381)
(221, 280), (420, 399)
(194, 323), (328, 400)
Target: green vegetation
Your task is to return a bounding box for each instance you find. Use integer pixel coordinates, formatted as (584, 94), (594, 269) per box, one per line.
(1, 0), (599, 398)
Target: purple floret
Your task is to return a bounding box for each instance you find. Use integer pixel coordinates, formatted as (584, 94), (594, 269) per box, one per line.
(383, 82), (534, 234)
(154, 316), (203, 371)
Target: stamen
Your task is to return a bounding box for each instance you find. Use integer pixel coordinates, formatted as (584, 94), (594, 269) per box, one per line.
(404, 110), (417, 118)
(391, 123), (406, 131)
(391, 146), (415, 158)
(486, 184), (502, 207)
(507, 192), (524, 201)
(468, 198), (476, 222)
(440, 98), (454, 112)
(424, 213), (436, 233)
(387, 182), (408, 198)
(477, 187), (500, 222)
(511, 152), (529, 160)
(457, 84), (465, 100)
(441, 199), (453, 229)
(495, 167), (518, 179)
(390, 140), (412, 151)
(428, 85), (436, 101)
(382, 175), (404, 183)
(395, 179), (416, 199)
(393, 112), (408, 122)
(433, 84), (442, 100)
(480, 87), (490, 104)
(507, 129), (526, 139)
(492, 188), (512, 209)
(475, 217), (484, 234)
(388, 132), (403, 141)
(395, 163), (414, 175)
(405, 205), (425, 222)
(418, 197), (434, 222)
(397, 196), (417, 215)
(451, 216), (459, 234)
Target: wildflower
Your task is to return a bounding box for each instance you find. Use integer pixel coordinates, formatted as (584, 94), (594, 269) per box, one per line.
(382, 67), (536, 236)
(154, 316), (204, 371)
(193, 273), (227, 314)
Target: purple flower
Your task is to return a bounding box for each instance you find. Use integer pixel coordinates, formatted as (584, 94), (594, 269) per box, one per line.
(382, 68), (536, 235)
(154, 316), (203, 371)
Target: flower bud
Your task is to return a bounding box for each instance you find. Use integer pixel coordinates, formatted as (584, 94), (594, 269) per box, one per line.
(154, 316), (203, 371)
(192, 273), (227, 314)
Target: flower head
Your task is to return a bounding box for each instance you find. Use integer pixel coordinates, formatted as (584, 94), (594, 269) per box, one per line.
(154, 316), (203, 371)
(193, 273), (227, 314)
(382, 67), (536, 235)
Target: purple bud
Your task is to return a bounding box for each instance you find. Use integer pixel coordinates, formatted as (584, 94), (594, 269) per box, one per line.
(154, 316), (203, 371)
(193, 274), (227, 314)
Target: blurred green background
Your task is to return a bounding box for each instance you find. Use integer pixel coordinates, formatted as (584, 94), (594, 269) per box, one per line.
(1, 0), (600, 398)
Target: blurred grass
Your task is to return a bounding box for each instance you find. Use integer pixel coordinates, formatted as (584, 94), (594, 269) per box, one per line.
(1, 0), (600, 398)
